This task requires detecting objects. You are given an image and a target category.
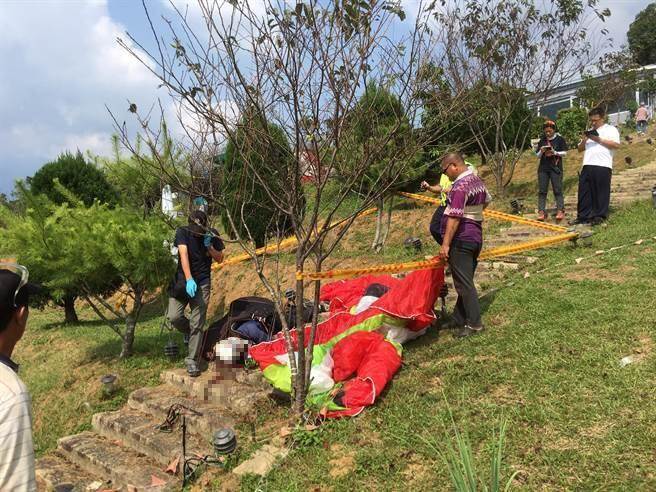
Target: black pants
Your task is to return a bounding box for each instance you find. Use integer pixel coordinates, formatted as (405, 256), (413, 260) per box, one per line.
(577, 165), (612, 222)
(538, 165), (564, 212)
(448, 240), (482, 327)
(429, 205), (446, 245)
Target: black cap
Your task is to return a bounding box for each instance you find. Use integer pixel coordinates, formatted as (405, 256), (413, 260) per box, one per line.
(0, 269), (41, 312)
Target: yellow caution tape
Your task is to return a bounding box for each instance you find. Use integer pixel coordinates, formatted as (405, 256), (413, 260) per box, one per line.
(482, 209), (569, 233)
(214, 207), (378, 270)
(297, 231), (578, 280)
(397, 192), (568, 233)
(398, 191), (442, 205)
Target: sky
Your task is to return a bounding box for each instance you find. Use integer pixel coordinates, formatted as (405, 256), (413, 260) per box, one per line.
(0, 0), (652, 195)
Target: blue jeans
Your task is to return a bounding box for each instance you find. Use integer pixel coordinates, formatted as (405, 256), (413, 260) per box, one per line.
(637, 120), (647, 133)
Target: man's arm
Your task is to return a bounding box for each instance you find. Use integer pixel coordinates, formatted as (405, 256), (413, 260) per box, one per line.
(439, 217), (461, 259)
(589, 135), (620, 150)
(577, 135), (587, 152)
(208, 245), (224, 264)
(420, 181), (442, 195)
(178, 245), (193, 280)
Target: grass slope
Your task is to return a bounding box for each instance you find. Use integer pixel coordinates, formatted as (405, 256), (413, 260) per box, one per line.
(240, 200), (656, 491)
(15, 302), (183, 456)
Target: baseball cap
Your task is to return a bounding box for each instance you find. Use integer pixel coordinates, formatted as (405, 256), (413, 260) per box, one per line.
(0, 264), (41, 312)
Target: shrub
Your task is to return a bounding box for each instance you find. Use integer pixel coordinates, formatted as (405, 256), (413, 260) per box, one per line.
(220, 116), (303, 247)
(29, 151), (119, 207)
(556, 107), (588, 148)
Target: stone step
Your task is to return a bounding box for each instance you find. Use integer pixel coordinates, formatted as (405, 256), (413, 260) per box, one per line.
(159, 368), (270, 417)
(478, 260), (520, 271)
(612, 183), (654, 191)
(35, 451), (105, 492)
(610, 192), (651, 201)
(93, 408), (212, 468)
(58, 431), (180, 491)
(128, 385), (237, 438)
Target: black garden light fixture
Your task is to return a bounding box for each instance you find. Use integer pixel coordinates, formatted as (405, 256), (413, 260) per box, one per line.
(100, 374), (117, 397)
(213, 428), (237, 456)
(404, 237), (422, 251)
(164, 339), (180, 360)
(510, 199), (524, 215)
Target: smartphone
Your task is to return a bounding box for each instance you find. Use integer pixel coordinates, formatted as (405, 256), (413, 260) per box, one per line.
(584, 129), (599, 137)
(541, 145), (553, 152)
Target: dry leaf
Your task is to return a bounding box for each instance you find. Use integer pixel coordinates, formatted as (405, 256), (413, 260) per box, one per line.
(150, 475), (167, 487)
(279, 426), (293, 438)
(575, 258), (583, 264)
(304, 424), (320, 431)
(165, 455), (180, 475)
(635, 239), (644, 245)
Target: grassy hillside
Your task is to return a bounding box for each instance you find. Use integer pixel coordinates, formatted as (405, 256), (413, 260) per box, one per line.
(479, 131), (656, 203)
(240, 199), (656, 491)
(11, 127), (656, 488)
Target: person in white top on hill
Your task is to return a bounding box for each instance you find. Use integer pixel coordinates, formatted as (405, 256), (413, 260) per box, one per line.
(573, 106), (621, 226)
(0, 264), (40, 492)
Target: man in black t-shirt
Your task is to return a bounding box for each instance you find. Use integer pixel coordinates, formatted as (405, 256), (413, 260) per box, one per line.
(167, 210), (224, 376)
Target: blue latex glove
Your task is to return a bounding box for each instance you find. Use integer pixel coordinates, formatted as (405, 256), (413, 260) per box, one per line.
(203, 233), (212, 248)
(185, 278), (197, 298)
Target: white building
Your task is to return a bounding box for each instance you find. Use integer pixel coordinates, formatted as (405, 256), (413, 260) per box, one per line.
(532, 64), (656, 124)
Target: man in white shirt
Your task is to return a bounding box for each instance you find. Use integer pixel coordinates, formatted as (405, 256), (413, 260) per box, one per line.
(574, 107), (621, 226)
(0, 265), (40, 492)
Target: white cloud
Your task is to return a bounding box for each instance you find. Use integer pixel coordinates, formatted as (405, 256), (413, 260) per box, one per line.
(0, 0), (162, 192)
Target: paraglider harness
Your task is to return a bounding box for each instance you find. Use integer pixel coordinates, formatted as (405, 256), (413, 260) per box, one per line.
(201, 293), (314, 361)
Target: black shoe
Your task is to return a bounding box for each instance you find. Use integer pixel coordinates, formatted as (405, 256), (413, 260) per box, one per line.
(568, 218), (590, 226)
(440, 317), (463, 330)
(186, 361), (201, 377)
(590, 217), (605, 226)
(454, 324), (485, 339)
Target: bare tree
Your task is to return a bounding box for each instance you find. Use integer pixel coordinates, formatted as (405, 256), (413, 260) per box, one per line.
(114, 0), (468, 419)
(431, 0), (610, 196)
(576, 49), (639, 111)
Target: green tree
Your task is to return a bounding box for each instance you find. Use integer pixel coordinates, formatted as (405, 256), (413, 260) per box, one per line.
(340, 84), (415, 250)
(220, 114), (303, 247)
(628, 3), (656, 66)
(429, 0), (609, 195)
(1, 188), (121, 324)
(576, 50), (638, 111)
(555, 107), (588, 148)
(421, 80), (533, 183)
(1, 191), (174, 358)
(19, 153), (119, 322)
(29, 151), (119, 207)
(103, 123), (190, 218)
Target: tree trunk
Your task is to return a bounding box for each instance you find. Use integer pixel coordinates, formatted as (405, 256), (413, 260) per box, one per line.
(119, 292), (142, 359)
(371, 197), (385, 252)
(63, 295), (79, 324)
(379, 196), (394, 247)
(293, 274), (306, 419)
(120, 316), (136, 359)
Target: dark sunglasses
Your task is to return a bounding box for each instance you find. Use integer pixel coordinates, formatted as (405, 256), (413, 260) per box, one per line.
(441, 162), (456, 173)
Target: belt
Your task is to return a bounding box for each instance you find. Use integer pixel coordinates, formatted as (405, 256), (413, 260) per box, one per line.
(463, 204), (484, 221)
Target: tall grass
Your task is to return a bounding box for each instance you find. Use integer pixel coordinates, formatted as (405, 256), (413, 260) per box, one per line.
(420, 404), (518, 492)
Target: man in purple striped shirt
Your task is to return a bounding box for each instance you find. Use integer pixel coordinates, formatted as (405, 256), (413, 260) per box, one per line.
(439, 153), (491, 338)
